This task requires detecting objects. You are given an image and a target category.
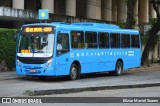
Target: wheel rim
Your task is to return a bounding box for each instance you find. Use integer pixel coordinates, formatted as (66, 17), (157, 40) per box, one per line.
(117, 62), (122, 74)
(71, 67), (77, 79)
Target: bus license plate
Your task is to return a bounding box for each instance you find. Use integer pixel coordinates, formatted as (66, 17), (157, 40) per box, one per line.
(30, 69), (36, 73)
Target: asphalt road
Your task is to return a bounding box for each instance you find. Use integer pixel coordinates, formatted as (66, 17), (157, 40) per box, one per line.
(1, 87), (160, 106)
(48, 86), (160, 97)
(0, 67), (160, 97)
(44, 86), (160, 106)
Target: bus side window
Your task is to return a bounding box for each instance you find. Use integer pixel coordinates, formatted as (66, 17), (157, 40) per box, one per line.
(131, 35), (140, 48)
(98, 32), (109, 48)
(85, 32), (97, 49)
(57, 33), (69, 56)
(110, 33), (120, 48)
(121, 34), (130, 48)
(71, 31), (84, 49)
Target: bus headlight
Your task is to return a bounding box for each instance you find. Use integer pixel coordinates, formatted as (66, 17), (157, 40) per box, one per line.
(17, 59), (21, 67)
(46, 59), (52, 68)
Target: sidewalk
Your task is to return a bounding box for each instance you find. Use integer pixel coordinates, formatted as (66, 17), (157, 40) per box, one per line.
(0, 71), (22, 80)
(0, 63), (160, 96)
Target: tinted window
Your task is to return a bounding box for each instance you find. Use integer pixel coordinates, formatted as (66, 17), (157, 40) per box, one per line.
(110, 33), (120, 48)
(131, 35), (140, 48)
(121, 34), (130, 48)
(98, 32), (109, 48)
(85, 32), (97, 48)
(71, 31), (84, 49)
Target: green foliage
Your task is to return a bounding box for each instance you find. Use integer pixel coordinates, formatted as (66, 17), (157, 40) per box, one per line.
(149, 18), (157, 26)
(144, 18), (158, 37)
(24, 90), (34, 96)
(116, 22), (126, 28)
(0, 28), (18, 70)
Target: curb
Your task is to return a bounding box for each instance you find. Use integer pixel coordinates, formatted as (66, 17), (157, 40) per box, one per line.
(24, 83), (160, 96)
(0, 76), (23, 81)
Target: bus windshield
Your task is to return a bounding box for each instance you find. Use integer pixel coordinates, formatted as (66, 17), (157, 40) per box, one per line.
(18, 33), (54, 57)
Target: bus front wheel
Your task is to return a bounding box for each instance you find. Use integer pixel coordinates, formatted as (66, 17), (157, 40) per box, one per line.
(70, 64), (78, 80)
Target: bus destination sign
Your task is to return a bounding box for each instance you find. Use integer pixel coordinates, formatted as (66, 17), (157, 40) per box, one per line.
(23, 27), (52, 33)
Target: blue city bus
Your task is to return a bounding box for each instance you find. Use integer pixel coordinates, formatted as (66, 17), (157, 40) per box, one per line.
(16, 22), (141, 80)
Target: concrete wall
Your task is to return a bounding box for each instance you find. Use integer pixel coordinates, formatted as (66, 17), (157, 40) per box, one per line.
(0, 6), (110, 28)
(49, 13), (109, 23)
(76, 0), (86, 18)
(0, 6), (36, 19)
(0, 0), (157, 24)
(54, 0), (66, 15)
(25, 0), (37, 11)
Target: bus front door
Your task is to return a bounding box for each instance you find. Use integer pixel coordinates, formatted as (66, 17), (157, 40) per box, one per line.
(55, 33), (70, 76)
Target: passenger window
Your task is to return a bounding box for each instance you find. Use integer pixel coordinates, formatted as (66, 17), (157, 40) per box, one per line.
(121, 34), (130, 48)
(110, 33), (120, 48)
(98, 32), (109, 48)
(71, 31), (84, 49)
(131, 35), (140, 48)
(57, 33), (69, 56)
(85, 32), (97, 49)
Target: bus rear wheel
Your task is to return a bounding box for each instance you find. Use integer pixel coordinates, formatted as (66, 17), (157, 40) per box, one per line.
(109, 61), (123, 76)
(70, 64), (79, 80)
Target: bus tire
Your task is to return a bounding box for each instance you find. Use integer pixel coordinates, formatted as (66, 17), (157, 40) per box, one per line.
(115, 61), (123, 76)
(70, 64), (78, 80)
(109, 61), (123, 76)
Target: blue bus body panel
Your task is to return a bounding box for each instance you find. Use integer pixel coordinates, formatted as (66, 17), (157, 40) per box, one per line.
(68, 49), (141, 74)
(16, 22), (141, 76)
(16, 62), (56, 76)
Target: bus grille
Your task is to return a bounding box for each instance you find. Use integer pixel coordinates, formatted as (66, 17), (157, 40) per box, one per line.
(17, 56), (51, 64)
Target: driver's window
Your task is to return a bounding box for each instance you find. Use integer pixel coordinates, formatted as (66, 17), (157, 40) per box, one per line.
(57, 33), (69, 56)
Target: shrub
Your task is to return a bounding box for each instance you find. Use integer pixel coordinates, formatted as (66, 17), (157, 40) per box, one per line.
(0, 28), (18, 70)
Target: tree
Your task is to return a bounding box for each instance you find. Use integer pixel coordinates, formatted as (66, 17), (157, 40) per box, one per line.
(141, 0), (160, 66)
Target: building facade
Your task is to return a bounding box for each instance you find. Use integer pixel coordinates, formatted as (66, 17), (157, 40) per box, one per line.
(0, 0), (158, 29)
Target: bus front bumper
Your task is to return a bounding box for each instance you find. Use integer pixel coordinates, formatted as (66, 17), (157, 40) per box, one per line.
(16, 62), (55, 76)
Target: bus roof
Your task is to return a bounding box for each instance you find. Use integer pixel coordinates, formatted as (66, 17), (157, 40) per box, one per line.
(22, 22), (139, 34)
